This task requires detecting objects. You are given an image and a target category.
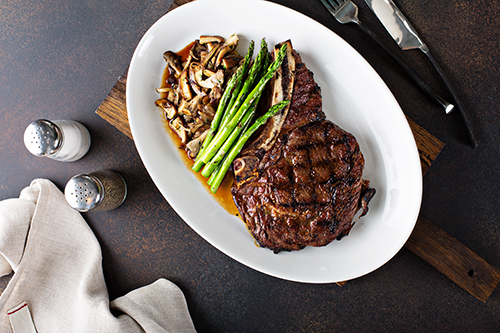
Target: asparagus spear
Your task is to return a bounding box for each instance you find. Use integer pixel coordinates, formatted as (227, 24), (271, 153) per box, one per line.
(206, 92), (263, 186)
(192, 41), (255, 172)
(191, 66), (242, 172)
(218, 38), (268, 129)
(221, 40), (255, 122)
(201, 107), (255, 178)
(198, 43), (288, 165)
(202, 41), (268, 178)
(209, 100), (290, 193)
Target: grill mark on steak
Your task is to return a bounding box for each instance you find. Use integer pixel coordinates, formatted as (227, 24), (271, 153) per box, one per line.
(231, 41), (375, 253)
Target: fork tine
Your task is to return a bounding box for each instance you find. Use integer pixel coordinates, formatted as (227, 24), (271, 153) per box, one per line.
(329, 0), (344, 7)
(319, 0), (339, 13)
(320, 0), (358, 25)
(320, 0), (351, 16)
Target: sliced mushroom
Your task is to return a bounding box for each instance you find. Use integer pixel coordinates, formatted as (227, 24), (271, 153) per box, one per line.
(193, 124), (210, 138)
(167, 87), (180, 105)
(203, 68), (216, 77)
(179, 69), (193, 100)
(182, 40), (203, 70)
(215, 33), (239, 67)
(188, 81), (204, 96)
(208, 85), (222, 103)
(177, 98), (188, 115)
(169, 117), (189, 144)
(188, 63), (208, 94)
(188, 116), (205, 135)
(201, 95), (211, 105)
(163, 51), (182, 76)
(190, 40), (204, 58)
(185, 95), (204, 118)
(155, 87), (179, 105)
(186, 129), (209, 158)
(155, 87), (171, 94)
(203, 103), (216, 116)
(226, 50), (242, 57)
(201, 43), (222, 69)
(156, 99), (177, 119)
(198, 104), (216, 124)
(221, 56), (241, 69)
(166, 73), (179, 87)
(198, 50), (209, 65)
(189, 63), (224, 90)
(209, 69), (224, 87)
(204, 42), (219, 53)
(199, 35), (225, 44)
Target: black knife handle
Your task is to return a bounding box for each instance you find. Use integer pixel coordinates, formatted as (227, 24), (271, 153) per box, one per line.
(421, 47), (478, 148)
(356, 21), (455, 114)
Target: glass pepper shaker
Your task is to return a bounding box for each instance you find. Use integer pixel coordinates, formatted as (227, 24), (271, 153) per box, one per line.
(23, 119), (91, 162)
(64, 170), (127, 212)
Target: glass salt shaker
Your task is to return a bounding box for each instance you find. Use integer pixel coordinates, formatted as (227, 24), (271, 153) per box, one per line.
(64, 170), (127, 212)
(23, 119), (91, 162)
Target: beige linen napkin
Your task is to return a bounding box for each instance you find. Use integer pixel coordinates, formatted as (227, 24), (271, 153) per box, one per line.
(0, 179), (196, 332)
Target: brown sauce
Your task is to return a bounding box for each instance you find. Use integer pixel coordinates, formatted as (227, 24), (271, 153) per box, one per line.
(160, 115), (239, 217)
(159, 41), (195, 96)
(177, 41), (195, 62)
(158, 42), (240, 218)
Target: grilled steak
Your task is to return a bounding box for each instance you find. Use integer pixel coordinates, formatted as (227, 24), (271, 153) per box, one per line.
(231, 41), (375, 253)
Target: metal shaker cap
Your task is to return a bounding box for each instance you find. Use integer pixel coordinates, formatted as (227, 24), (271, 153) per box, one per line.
(64, 175), (103, 212)
(24, 119), (62, 157)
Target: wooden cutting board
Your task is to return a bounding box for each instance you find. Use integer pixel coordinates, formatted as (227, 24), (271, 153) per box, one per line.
(95, 0), (500, 302)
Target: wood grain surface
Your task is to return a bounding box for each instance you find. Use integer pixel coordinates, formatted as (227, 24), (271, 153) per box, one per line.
(407, 215), (500, 302)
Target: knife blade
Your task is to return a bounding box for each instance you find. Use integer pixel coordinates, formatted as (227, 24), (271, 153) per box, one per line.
(364, 0), (478, 148)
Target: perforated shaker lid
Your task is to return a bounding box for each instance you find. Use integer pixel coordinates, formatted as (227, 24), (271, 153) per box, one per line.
(23, 119), (62, 156)
(64, 175), (103, 212)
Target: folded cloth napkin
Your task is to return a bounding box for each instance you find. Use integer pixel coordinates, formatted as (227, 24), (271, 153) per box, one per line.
(0, 179), (196, 332)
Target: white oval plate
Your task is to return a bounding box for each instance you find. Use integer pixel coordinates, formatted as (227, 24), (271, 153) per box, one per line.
(127, 0), (422, 283)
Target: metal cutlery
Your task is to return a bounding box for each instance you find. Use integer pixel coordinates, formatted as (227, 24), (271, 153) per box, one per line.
(364, 0), (477, 148)
(319, 0), (455, 115)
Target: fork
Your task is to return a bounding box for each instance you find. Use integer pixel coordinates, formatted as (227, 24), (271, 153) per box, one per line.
(319, 0), (454, 114)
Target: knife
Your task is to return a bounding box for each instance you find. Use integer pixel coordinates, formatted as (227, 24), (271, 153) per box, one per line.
(364, 0), (478, 148)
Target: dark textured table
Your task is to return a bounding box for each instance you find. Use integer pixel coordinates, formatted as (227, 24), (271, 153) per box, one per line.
(1, 0), (499, 331)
